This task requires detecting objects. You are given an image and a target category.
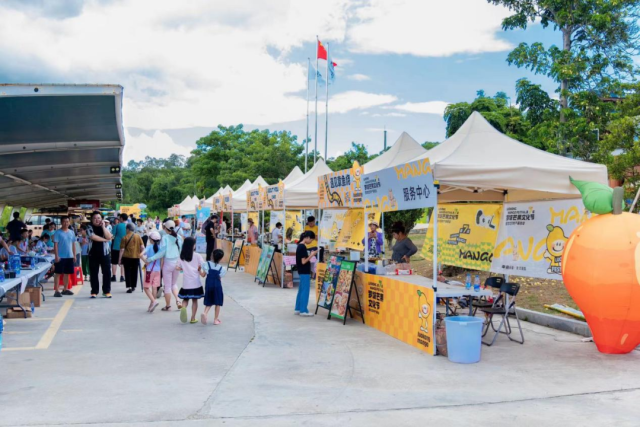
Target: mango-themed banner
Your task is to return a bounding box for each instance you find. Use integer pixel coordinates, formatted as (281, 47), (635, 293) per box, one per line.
(354, 272), (435, 355)
(491, 199), (592, 279)
(318, 209), (347, 247)
(247, 188), (262, 211)
(336, 209), (380, 251)
(212, 195), (222, 212)
(221, 193), (232, 211)
(362, 158), (436, 213)
(318, 161), (364, 208)
(269, 210), (303, 240)
(423, 204), (502, 271)
(266, 182), (284, 210)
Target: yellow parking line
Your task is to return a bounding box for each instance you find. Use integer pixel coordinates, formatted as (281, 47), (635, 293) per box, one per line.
(2, 347), (37, 351)
(35, 300), (74, 350)
(4, 317), (55, 321)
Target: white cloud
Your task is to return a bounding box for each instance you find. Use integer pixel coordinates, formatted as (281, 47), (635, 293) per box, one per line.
(348, 0), (512, 57)
(330, 91), (397, 113)
(393, 101), (450, 115)
(123, 129), (193, 163)
(0, 0), (513, 132)
(347, 73), (371, 81)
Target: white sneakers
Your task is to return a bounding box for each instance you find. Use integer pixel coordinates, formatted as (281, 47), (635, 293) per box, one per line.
(299, 312), (314, 317)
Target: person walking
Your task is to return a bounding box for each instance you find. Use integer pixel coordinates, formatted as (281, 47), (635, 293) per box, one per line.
(87, 211), (113, 298)
(135, 218), (147, 246)
(53, 216), (77, 298)
(141, 231), (162, 312)
(201, 248), (225, 325)
(79, 225), (90, 282)
(111, 213), (127, 283)
(145, 220), (182, 311)
(176, 237), (205, 324)
(204, 214), (218, 261)
(295, 231), (317, 317)
(6, 212), (26, 241)
(119, 223), (145, 293)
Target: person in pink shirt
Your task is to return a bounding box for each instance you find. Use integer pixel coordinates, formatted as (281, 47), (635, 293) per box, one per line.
(247, 217), (259, 245)
(176, 237), (205, 324)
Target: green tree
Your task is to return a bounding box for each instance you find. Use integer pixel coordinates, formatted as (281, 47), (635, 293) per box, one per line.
(488, 0), (640, 120)
(327, 142), (375, 171)
(382, 210), (426, 246)
(422, 141), (439, 150)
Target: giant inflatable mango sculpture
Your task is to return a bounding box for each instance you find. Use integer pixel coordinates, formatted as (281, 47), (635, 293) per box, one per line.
(562, 178), (640, 354)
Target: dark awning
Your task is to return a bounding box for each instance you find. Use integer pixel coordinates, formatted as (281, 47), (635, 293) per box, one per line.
(0, 84), (125, 208)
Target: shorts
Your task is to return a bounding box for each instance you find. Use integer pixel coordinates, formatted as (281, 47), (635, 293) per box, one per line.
(55, 258), (75, 275)
(111, 250), (120, 265)
(143, 271), (161, 289)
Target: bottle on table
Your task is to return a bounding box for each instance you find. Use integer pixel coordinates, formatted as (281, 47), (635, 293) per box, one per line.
(30, 257), (36, 269)
(474, 274), (481, 292)
(465, 273), (471, 290)
(0, 265), (4, 283)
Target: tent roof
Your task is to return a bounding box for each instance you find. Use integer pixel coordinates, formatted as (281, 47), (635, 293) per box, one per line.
(0, 84), (125, 208)
(363, 131), (427, 173)
(178, 195), (197, 214)
(205, 188), (223, 203)
(231, 176), (269, 211)
(283, 166), (304, 185)
(284, 160), (333, 208)
(417, 112), (609, 202)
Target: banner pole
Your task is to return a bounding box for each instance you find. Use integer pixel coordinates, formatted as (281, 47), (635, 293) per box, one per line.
(324, 42), (330, 161)
(305, 58), (310, 173)
(432, 201), (438, 292)
(314, 36), (319, 165)
(364, 208), (368, 273)
(282, 200), (286, 288)
(381, 212), (385, 255)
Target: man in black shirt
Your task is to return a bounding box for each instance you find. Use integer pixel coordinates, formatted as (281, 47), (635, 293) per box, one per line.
(86, 211), (113, 298)
(7, 212), (26, 241)
(295, 231), (318, 317)
(204, 214), (219, 261)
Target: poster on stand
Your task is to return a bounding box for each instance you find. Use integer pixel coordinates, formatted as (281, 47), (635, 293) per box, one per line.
(317, 255), (344, 310)
(318, 209), (347, 248)
(255, 245), (275, 283)
(228, 239), (244, 270)
(329, 261), (357, 320)
(336, 209), (380, 251)
(491, 199), (591, 279)
(318, 162), (364, 208)
(422, 204), (502, 271)
(362, 158), (436, 212)
(195, 233), (207, 253)
(196, 207), (211, 230)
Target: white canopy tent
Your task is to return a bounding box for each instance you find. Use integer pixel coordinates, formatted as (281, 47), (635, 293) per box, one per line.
(285, 159), (333, 208)
(363, 131), (428, 173)
(231, 176), (269, 211)
(283, 166), (304, 185)
(417, 112), (609, 202)
(178, 195), (199, 215)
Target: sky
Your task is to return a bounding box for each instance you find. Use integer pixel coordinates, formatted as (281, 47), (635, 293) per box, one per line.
(0, 0), (562, 163)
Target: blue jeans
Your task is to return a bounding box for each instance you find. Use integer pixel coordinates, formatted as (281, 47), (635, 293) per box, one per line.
(295, 274), (311, 314)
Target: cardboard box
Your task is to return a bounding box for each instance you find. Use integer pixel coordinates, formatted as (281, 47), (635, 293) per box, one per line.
(4, 308), (32, 319)
(27, 287), (42, 308)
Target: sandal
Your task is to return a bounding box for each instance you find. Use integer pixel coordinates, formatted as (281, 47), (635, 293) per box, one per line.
(161, 306), (171, 311)
(214, 319), (221, 325)
(190, 319), (198, 324)
(176, 302), (183, 309)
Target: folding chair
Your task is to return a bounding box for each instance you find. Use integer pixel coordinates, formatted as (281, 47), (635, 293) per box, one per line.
(481, 282), (524, 346)
(471, 276), (504, 316)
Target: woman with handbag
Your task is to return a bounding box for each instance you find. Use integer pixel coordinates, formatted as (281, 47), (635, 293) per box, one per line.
(145, 220), (183, 311)
(119, 223), (145, 293)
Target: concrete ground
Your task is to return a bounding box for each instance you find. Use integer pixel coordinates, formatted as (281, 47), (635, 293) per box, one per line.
(1, 270), (639, 427)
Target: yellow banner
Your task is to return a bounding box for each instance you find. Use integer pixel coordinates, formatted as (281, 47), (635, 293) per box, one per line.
(318, 161), (364, 208)
(355, 272), (435, 355)
(423, 204), (502, 271)
(212, 195), (221, 212)
(265, 182), (284, 210)
(119, 204), (141, 217)
(336, 209), (380, 251)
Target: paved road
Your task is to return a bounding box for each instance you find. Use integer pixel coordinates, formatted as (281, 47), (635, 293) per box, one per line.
(1, 271), (639, 426)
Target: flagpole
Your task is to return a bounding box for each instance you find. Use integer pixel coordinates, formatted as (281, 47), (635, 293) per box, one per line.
(324, 42), (330, 161)
(314, 35), (319, 165)
(305, 58), (310, 173)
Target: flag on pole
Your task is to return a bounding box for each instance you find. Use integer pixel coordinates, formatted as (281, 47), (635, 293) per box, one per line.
(317, 39), (337, 84)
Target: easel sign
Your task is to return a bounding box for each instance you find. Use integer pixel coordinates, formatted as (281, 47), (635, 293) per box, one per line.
(228, 239), (244, 271)
(329, 260), (364, 325)
(255, 245), (279, 287)
(315, 255), (344, 315)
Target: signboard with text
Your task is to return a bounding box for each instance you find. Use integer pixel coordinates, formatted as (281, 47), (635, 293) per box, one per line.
(266, 182), (284, 210)
(318, 162), (364, 208)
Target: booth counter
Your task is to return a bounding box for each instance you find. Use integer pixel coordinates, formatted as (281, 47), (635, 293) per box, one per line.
(315, 266), (491, 356)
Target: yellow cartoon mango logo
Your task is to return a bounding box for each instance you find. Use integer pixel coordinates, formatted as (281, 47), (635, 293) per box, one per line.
(417, 290), (431, 332)
(544, 224), (568, 275)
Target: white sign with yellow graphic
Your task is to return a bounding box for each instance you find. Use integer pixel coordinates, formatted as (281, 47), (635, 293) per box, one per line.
(318, 209), (347, 247)
(336, 209), (380, 251)
(491, 199), (592, 279)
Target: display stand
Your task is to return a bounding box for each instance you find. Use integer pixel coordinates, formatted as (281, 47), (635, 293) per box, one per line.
(328, 260), (364, 325)
(228, 239), (244, 271)
(260, 256), (281, 287)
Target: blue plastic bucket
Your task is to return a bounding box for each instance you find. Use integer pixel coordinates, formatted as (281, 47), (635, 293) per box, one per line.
(444, 316), (483, 363)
